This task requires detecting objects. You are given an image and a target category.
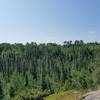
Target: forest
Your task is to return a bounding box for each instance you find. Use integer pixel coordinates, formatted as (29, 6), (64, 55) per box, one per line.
(0, 40), (99, 100)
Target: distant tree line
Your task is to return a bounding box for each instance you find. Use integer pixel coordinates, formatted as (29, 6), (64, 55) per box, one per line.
(0, 40), (100, 100)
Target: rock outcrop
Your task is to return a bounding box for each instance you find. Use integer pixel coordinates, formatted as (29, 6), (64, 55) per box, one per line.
(82, 90), (100, 100)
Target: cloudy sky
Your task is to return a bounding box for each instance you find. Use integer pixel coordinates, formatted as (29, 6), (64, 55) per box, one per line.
(0, 0), (99, 43)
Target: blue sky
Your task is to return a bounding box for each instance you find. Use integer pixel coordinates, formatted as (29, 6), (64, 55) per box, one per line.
(0, 0), (100, 43)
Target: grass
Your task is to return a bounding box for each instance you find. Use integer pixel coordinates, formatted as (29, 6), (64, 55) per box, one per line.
(44, 90), (85, 100)
(45, 86), (100, 100)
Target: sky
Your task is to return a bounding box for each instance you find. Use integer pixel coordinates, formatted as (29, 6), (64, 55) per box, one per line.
(0, 0), (100, 44)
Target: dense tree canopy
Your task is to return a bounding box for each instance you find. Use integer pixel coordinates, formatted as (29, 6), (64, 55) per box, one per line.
(0, 40), (100, 99)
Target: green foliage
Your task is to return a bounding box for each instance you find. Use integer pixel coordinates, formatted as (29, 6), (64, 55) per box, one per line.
(0, 80), (4, 99)
(9, 86), (15, 98)
(10, 89), (50, 100)
(0, 41), (99, 99)
(10, 72), (26, 92)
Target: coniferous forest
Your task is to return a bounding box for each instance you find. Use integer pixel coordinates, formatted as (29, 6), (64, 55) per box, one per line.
(0, 40), (100, 100)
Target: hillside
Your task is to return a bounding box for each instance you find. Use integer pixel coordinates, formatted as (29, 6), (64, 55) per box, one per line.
(0, 41), (99, 99)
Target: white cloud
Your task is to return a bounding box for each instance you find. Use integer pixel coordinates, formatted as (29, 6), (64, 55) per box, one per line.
(88, 31), (96, 34)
